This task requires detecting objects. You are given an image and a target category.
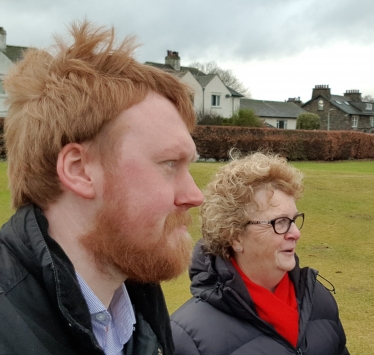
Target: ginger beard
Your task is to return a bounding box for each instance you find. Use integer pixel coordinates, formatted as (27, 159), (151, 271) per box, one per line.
(80, 172), (194, 283)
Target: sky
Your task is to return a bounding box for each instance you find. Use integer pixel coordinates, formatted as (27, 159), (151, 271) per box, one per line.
(2, 0), (374, 102)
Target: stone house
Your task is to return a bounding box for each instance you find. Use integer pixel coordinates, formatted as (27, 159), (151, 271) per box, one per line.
(146, 51), (243, 118)
(0, 27), (28, 118)
(240, 98), (306, 129)
(302, 85), (374, 132)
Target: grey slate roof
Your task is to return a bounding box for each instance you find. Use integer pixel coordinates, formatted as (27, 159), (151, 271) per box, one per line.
(227, 87), (244, 98)
(145, 60), (243, 96)
(195, 74), (216, 88)
(240, 99), (306, 118)
(2, 45), (27, 62)
(303, 93), (374, 116)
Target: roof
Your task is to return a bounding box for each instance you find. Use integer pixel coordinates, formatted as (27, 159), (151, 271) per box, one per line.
(227, 86), (244, 98)
(2, 45), (27, 62)
(240, 99), (306, 118)
(195, 74), (216, 88)
(145, 60), (244, 96)
(303, 94), (374, 116)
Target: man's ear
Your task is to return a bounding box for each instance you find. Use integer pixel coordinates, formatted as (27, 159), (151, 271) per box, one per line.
(56, 143), (96, 199)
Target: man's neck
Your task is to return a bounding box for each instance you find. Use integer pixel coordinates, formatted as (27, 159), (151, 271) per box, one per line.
(43, 197), (127, 308)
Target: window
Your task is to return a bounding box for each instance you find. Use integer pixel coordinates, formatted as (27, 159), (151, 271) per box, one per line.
(277, 120), (287, 129)
(211, 95), (221, 107)
(352, 116), (358, 128)
(318, 99), (324, 111)
(335, 100), (342, 104)
(370, 117), (374, 127)
(366, 103), (372, 110)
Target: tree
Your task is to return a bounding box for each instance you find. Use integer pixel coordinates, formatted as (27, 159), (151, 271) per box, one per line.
(296, 113), (320, 130)
(225, 108), (263, 127)
(189, 61), (251, 98)
(362, 94), (374, 103)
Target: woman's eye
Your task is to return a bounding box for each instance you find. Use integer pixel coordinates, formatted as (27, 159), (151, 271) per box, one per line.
(275, 218), (288, 226)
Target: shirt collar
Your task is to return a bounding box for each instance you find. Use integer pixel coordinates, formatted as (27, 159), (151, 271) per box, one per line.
(76, 272), (136, 344)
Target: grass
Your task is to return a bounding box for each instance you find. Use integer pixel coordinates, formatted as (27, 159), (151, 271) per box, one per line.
(0, 161), (373, 353)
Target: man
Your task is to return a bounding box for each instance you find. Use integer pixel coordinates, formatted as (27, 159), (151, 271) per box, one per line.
(0, 21), (203, 355)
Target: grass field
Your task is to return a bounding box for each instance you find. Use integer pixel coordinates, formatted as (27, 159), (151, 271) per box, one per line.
(0, 161), (373, 353)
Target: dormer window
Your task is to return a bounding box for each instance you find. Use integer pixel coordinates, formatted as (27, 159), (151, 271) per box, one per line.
(318, 99), (324, 111)
(366, 103), (372, 110)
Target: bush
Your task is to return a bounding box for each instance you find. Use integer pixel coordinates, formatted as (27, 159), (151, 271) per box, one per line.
(296, 113), (321, 130)
(197, 112), (224, 126)
(226, 108), (263, 127)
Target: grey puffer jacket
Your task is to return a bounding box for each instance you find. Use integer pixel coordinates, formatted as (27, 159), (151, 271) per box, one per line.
(171, 241), (349, 355)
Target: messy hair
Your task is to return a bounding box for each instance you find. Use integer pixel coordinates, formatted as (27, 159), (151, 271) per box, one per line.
(201, 151), (304, 259)
(4, 20), (196, 209)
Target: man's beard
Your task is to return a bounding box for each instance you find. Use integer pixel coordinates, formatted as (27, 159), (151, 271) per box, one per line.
(79, 176), (194, 283)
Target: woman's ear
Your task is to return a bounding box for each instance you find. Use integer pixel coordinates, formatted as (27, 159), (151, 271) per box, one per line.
(56, 143), (96, 199)
(231, 233), (244, 253)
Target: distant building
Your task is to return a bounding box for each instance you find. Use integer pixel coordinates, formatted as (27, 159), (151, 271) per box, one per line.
(240, 98), (306, 129)
(146, 51), (243, 118)
(302, 85), (374, 132)
(0, 27), (28, 118)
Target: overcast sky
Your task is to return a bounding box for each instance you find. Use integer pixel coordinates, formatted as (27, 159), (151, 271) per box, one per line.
(2, 0), (374, 102)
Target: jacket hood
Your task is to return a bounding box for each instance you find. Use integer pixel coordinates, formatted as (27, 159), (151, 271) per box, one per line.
(189, 240), (259, 323)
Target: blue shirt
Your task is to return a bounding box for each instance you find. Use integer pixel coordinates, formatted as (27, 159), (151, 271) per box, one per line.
(76, 273), (136, 355)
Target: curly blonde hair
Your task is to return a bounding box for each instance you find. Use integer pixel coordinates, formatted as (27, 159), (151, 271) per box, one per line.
(4, 20), (196, 210)
(201, 151), (304, 259)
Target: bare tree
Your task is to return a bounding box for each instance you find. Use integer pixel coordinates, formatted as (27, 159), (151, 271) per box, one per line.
(189, 61), (251, 98)
(362, 94), (374, 103)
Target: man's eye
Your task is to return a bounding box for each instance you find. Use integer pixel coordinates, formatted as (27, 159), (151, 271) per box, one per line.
(165, 161), (176, 168)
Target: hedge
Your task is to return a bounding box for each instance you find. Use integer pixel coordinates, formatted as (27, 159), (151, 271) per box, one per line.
(0, 120), (373, 161)
(192, 126), (374, 161)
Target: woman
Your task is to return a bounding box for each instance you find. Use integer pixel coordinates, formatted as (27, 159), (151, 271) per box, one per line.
(171, 152), (349, 355)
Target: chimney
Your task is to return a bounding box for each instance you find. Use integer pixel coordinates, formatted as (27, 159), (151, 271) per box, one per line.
(344, 89), (362, 102)
(287, 97), (302, 106)
(165, 50), (180, 71)
(0, 27), (6, 52)
(312, 85), (331, 99)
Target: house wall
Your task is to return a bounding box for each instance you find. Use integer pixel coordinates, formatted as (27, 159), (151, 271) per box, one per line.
(262, 117), (297, 130)
(303, 98), (352, 131)
(203, 76), (232, 118)
(179, 71), (203, 114)
(0, 52), (13, 117)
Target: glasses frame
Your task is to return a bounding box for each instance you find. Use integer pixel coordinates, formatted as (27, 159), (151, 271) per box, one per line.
(245, 212), (305, 235)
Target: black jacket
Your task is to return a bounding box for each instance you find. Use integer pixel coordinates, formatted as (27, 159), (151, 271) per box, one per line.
(171, 241), (349, 355)
(0, 204), (173, 355)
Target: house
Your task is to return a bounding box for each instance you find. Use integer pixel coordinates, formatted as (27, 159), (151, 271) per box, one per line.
(240, 98), (306, 129)
(0, 27), (28, 118)
(146, 51), (243, 118)
(302, 85), (374, 132)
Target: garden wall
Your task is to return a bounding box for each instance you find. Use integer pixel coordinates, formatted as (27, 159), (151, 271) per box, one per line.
(192, 126), (374, 161)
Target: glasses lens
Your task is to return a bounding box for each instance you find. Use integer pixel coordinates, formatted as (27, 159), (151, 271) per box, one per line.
(273, 217), (290, 234)
(295, 214), (304, 230)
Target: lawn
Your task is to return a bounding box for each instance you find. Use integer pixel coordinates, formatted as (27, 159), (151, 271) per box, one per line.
(0, 161), (373, 353)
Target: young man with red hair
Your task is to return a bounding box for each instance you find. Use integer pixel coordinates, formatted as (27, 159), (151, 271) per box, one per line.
(0, 21), (203, 355)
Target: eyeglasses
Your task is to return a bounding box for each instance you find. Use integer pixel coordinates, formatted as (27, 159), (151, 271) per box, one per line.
(245, 213), (305, 235)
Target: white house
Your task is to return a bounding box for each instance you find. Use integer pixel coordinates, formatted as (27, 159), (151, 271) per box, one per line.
(240, 98), (306, 130)
(0, 27), (27, 118)
(146, 51), (243, 118)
